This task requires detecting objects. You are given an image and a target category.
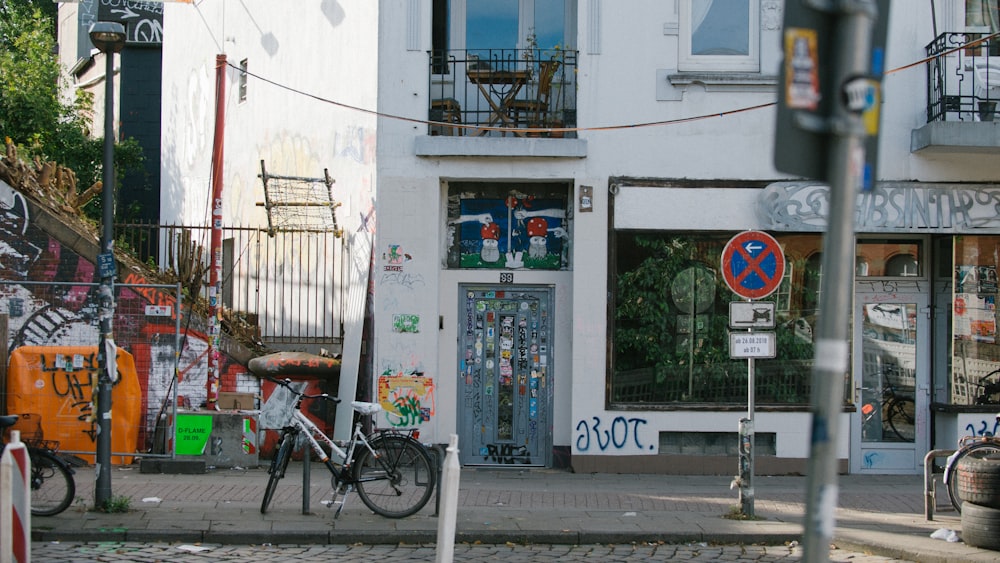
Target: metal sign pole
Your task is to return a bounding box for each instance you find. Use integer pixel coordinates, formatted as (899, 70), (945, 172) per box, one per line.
(800, 5), (878, 563)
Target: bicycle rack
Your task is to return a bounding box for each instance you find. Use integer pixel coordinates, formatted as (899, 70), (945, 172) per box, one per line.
(923, 448), (956, 521)
(427, 443), (446, 517)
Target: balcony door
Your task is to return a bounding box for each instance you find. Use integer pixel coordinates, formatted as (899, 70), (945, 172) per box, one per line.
(448, 0), (575, 54)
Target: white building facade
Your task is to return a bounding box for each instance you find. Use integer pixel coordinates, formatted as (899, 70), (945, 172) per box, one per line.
(158, 0), (1000, 474)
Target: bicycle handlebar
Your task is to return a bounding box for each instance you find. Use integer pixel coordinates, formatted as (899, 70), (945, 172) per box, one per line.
(266, 376), (342, 404)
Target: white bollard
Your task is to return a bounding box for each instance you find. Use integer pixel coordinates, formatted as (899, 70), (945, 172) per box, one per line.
(1, 430), (31, 563)
(435, 434), (460, 563)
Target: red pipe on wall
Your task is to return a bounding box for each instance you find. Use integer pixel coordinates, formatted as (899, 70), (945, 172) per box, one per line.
(207, 53), (227, 408)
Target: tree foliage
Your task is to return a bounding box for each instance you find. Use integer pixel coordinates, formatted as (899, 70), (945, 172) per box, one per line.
(0, 0), (143, 220)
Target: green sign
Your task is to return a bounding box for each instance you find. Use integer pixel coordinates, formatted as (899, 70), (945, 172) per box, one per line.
(175, 414), (213, 455)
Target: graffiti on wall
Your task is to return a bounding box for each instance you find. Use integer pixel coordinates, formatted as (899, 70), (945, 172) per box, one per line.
(6, 346), (141, 463)
(575, 416), (653, 453)
(377, 372), (435, 427)
(0, 180), (253, 453)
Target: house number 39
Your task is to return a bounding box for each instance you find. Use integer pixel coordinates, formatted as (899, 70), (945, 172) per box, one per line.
(499, 272), (514, 284)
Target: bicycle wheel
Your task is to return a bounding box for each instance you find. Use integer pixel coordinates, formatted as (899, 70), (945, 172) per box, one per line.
(29, 449), (75, 516)
(354, 435), (435, 518)
(948, 442), (1000, 513)
(886, 397), (915, 442)
(260, 432), (295, 514)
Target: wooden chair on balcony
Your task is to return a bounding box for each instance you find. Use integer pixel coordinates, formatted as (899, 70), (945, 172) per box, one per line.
(430, 97), (463, 135)
(507, 59), (561, 133)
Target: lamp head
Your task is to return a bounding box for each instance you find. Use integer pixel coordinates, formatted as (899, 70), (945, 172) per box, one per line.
(89, 22), (126, 54)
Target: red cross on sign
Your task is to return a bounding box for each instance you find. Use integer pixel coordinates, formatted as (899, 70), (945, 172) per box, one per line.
(721, 231), (785, 300)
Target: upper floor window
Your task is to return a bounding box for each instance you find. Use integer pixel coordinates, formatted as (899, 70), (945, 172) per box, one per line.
(966, 0), (1000, 32)
(679, 0), (760, 72)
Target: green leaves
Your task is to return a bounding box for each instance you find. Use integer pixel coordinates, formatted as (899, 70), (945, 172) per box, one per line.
(0, 1), (144, 222)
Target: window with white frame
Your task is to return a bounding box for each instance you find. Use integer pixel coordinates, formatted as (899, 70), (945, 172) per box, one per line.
(678, 0), (760, 72)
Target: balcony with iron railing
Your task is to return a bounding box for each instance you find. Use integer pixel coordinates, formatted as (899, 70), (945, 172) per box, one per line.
(913, 32), (1000, 153)
(427, 48), (578, 140)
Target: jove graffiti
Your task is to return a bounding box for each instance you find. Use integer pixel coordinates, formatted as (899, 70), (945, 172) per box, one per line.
(6, 345), (141, 463)
(376, 373), (435, 427)
(575, 416), (653, 453)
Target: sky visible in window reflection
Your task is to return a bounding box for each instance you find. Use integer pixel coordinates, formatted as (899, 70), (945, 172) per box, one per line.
(466, 0), (565, 52)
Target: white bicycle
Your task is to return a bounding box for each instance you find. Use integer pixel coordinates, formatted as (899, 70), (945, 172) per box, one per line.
(259, 377), (436, 518)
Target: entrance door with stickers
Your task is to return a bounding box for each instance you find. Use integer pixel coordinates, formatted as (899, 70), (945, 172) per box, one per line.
(457, 285), (553, 467)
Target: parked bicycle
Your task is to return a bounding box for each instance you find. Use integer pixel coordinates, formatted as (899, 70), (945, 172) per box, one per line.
(0, 413), (77, 516)
(943, 413), (1000, 514)
(259, 377), (436, 518)
(861, 373), (915, 442)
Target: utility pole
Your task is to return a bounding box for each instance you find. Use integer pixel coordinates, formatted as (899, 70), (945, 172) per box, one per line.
(773, 2), (888, 561)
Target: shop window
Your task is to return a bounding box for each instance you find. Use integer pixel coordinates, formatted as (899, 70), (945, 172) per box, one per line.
(445, 182), (571, 270)
(678, 0), (760, 72)
(856, 239), (923, 278)
(610, 232), (829, 406)
(952, 235), (1000, 406)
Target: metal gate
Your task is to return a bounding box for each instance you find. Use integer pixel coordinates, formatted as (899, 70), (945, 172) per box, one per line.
(457, 285), (553, 467)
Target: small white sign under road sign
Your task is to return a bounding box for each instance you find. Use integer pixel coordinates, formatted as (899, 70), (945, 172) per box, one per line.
(729, 332), (776, 359)
(729, 301), (776, 329)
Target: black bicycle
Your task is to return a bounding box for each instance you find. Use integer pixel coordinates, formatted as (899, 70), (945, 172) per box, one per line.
(0, 413), (76, 516)
(260, 377), (436, 518)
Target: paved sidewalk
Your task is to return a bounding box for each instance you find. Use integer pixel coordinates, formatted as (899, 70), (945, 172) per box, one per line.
(29, 464), (994, 562)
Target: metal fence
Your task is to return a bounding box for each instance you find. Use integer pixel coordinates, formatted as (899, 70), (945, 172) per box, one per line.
(1, 280), (182, 462)
(115, 222), (344, 351)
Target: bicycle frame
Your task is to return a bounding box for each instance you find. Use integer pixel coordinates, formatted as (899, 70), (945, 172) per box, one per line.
(286, 407), (378, 471)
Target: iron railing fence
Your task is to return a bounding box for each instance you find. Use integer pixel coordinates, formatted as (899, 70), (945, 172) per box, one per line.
(429, 48), (578, 137)
(1, 280), (182, 461)
(925, 32), (999, 122)
(114, 222), (344, 350)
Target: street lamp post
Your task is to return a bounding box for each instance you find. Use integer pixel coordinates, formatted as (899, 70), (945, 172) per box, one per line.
(88, 21), (126, 508)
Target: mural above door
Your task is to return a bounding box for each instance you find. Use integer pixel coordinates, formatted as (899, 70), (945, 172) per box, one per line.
(446, 183), (571, 270)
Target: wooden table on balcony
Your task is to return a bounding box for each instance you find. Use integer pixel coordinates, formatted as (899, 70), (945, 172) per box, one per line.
(466, 68), (531, 136)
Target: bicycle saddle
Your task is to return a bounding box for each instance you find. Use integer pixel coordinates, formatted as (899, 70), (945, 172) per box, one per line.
(0, 414), (18, 429)
(351, 401), (383, 415)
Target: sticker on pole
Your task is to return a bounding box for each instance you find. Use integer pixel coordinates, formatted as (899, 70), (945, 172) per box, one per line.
(721, 231), (785, 300)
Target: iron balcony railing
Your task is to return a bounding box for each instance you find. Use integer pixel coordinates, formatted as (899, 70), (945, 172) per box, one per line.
(428, 48), (578, 138)
(925, 32), (999, 122)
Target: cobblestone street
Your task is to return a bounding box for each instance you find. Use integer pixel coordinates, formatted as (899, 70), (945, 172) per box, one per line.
(33, 541), (913, 562)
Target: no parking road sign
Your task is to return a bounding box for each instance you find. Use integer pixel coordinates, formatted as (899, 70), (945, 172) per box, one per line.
(721, 231), (785, 300)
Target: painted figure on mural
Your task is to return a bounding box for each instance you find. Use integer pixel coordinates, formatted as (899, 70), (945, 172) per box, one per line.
(480, 221), (502, 263)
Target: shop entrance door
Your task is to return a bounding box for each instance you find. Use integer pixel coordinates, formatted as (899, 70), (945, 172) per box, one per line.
(457, 285), (553, 467)
(851, 293), (930, 474)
